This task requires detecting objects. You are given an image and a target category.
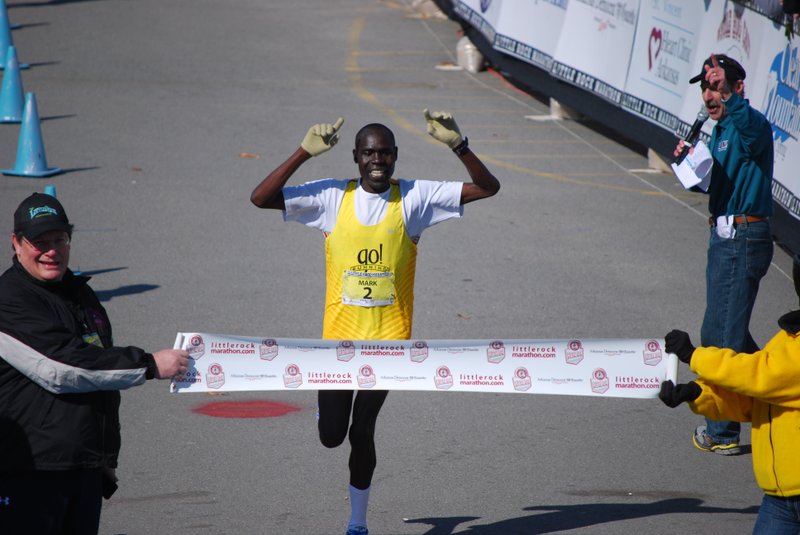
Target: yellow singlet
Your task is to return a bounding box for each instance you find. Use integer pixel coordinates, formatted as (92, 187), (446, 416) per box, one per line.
(323, 180), (417, 341)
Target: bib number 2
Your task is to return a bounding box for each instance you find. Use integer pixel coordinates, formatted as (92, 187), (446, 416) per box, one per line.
(342, 270), (395, 307)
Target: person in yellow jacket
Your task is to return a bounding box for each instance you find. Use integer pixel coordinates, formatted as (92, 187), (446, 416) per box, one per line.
(659, 267), (800, 534)
(250, 110), (499, 535)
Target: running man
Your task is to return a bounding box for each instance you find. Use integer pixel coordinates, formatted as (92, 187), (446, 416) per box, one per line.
(250, 110), (499, 535)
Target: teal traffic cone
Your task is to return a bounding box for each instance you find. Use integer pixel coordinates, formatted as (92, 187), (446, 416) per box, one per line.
(0, 0), (19, 31)
(0, 1), (27, 70)
(0, 46), (24, 122)
(2, 92), (62, 177)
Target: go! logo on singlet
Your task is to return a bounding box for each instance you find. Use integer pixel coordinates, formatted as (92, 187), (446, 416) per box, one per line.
(343, 243), (395, 306)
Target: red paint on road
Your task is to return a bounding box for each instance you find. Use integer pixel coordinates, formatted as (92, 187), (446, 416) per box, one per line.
(192, 400), (301, 418)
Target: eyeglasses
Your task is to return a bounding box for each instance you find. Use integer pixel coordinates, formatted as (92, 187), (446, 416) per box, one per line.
(24, 234), (71, 252)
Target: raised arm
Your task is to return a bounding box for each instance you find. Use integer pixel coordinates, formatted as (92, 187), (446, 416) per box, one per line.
(703, 55), (770, 154)
(250, 118), (344, 210)
(423, 109), (500, 205)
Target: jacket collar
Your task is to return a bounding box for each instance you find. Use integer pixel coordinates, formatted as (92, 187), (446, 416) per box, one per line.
(11, 255), (90, 292)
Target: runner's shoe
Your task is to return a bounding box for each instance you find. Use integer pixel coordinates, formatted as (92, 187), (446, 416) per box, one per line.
(692, 425), (741, 455)
(346, 526), (368, 535)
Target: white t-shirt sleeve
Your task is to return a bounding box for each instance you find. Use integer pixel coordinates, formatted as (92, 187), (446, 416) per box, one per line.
(282, 179), (349, 232)
(400, 179), (463, 239)
(282, 178), (463, 237)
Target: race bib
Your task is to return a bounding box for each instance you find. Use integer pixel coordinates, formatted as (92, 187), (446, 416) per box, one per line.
(342, 270), (395, 306)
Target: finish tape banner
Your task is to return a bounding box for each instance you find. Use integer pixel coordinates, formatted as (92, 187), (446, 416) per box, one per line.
(171, 333), (678, 399)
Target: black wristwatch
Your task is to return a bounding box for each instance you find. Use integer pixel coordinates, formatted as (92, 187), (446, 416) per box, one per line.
(452, 137), (469, 156)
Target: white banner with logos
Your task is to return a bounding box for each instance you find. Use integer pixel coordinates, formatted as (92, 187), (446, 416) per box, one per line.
(756, 24), (800, 228)
(491, 0), (566, 71)
(624, 1), (707, 138)
(170, 333), (678, 399)
(550, 0), (639, 105)
(457, 0), (800, 235)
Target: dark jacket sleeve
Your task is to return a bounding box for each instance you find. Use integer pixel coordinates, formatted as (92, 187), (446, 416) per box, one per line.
(0, 279), (156, 393)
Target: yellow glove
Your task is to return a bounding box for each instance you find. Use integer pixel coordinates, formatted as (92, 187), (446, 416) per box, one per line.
(301, 117), (344, 157)
(423, 109), (462, 149)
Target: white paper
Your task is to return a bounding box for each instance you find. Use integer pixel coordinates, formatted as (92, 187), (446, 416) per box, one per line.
(715, 215), (736, 239)
(671, 140), (712, 192)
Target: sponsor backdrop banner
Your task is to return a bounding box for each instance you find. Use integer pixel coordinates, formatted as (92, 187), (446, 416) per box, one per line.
(625, 1), (706, 138)
(755, 22), (800, 228)
(454, 0), (502, 45)
(492, 0), (567, 71)
(457, 0), (800, 248)
(550, 0), (639, 105)
(171, 333), (678, 399)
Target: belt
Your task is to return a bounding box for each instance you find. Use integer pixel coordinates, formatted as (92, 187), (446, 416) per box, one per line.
(708, 215), (768, 227)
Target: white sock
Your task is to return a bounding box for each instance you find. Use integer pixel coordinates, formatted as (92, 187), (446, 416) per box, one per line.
(347, 484), (370, 530)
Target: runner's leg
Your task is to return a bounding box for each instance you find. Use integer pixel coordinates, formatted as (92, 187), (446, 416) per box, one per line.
(346, 390), (388, 533)
(318, 390), (354, 448)
(348, 390), (388, 489)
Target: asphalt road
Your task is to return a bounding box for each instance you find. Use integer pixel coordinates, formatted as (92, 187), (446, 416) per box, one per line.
(1, 1), (797, 534)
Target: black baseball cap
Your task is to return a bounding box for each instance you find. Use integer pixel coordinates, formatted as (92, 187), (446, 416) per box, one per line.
(13, 193), (73, 240)
(689, 54), (746, 84)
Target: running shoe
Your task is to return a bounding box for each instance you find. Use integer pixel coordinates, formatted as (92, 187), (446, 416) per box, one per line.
(346, 526), (368, 535)
(692, 425), (741, 455)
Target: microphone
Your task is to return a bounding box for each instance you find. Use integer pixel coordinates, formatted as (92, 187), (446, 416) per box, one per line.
(675, 107), (710, 165)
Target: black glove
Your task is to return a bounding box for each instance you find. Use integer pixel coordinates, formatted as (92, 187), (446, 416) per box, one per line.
(659, 380), (701, 408)
(101, 467), (119, 499)
(665, 329), (695, 364)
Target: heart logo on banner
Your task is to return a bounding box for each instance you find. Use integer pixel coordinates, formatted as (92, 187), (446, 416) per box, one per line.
(648, 28), (663, 70)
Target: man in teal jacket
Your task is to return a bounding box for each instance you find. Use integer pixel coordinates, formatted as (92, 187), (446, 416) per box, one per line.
(673, 53), (774, 454)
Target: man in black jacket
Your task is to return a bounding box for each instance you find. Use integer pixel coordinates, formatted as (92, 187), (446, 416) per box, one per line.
(0, 193), (189, 535)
